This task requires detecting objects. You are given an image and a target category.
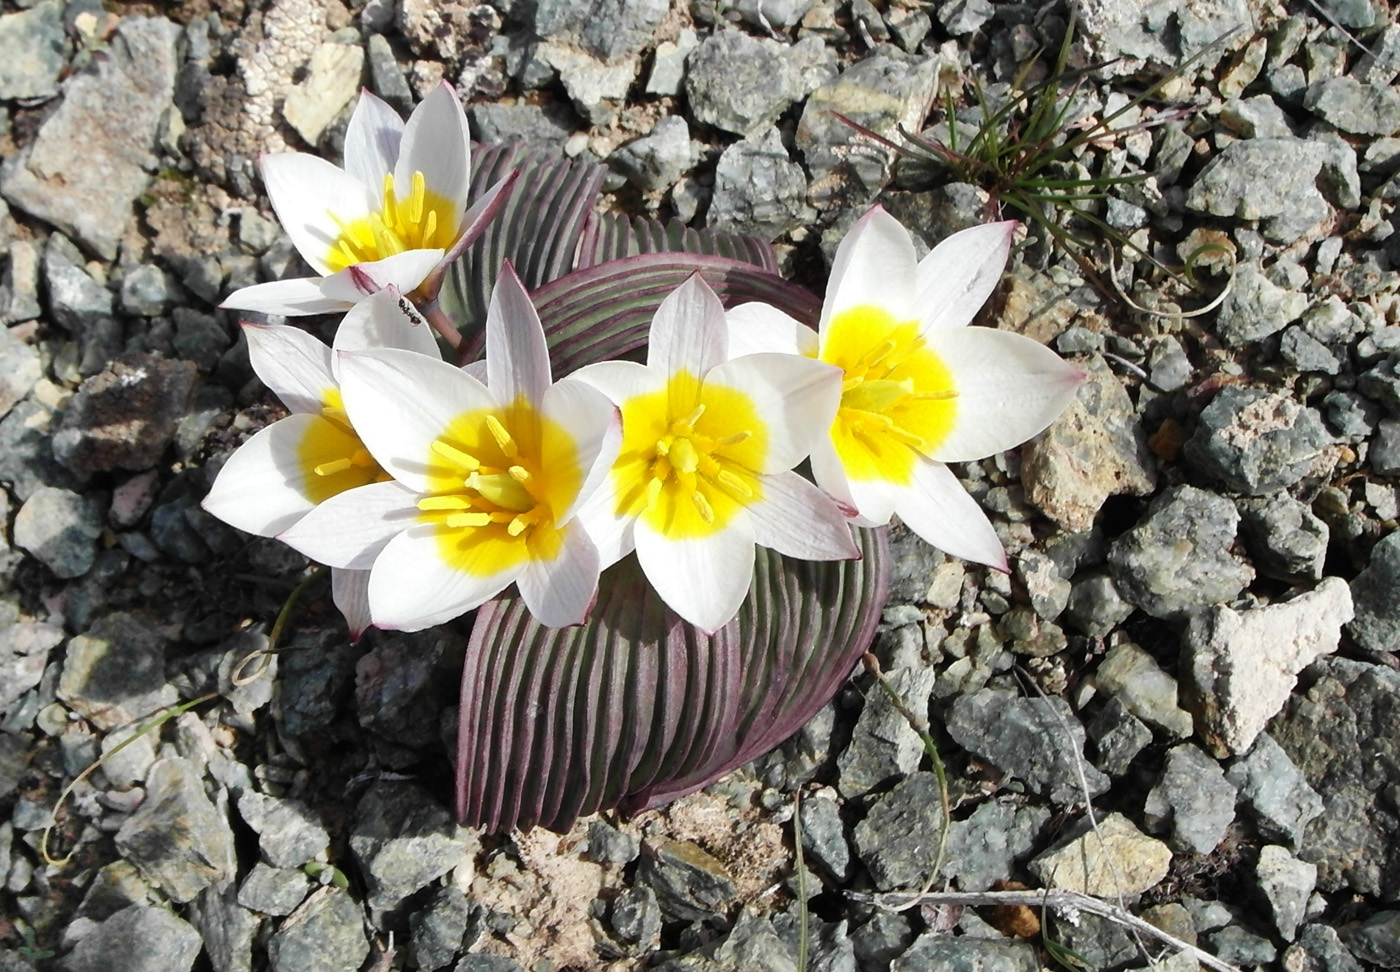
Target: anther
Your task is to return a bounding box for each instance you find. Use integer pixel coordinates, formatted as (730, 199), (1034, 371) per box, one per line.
(716, 470), (753, 498)
(485, 415), (518, 458)
(715, 430), (751, 446)
(431, 440), (480, 471)
(313, 458), (353, 476)
(507, 513), (531, 537)
(692, 491), (715, 523)
(508, 465), (531, 483)
(679, 404), (706, 429)
(417, 495), (473, 511)
(445, 512), (493, 528)
(644, 478), (664, 511)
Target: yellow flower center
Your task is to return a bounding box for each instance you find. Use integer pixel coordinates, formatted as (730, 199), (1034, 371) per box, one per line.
(822, 305), (957, 484)
(325, 170), (457, 272)
(415, 398), (582, 575)
(612, 371), (766, 539)
(296, 388), (389, 503)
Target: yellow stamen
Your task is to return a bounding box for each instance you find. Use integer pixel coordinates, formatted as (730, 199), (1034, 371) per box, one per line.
(715, 431), (751, 446)
(485, 415), (518, 458)
(692, 491), (714, 523)
(431, 440), (480, 470)
(508, 465), (531, 483)
(417, 495), (474, 511)
(679, 404), (706, 429)
(507, 513), (532, 537)
(716, 470), (753, 498)
(670, 437), (699, 474)
(445, 512), (493, 528)
(313, 458), (352, 476)
(644, 478), (664, 510)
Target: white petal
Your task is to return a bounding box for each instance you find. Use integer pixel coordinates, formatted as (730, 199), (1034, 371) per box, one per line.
(486, 263), (551, 405)
(634, 515), (756, 634)
(397, 82), (471, 230)
(846, 473), (901, 527)
(319, 249), (444, 303)
(567, 359), (666, 406)
(917, 220), (1017, 331)
(516, 522), (601, 627)
(808, 432), (864, 521)
(278, 480), (421, 570)
(260, 153), (376, 276)
(243, 323), (335, 414)
(541, 378), (622, 525)
(822, 206), (918, 334)
(461, 359), (488, 383)
(222, 278), (347, 317)
(748, 471), (859, 561)
(646, 274), (727, 377)
(342, 91), (405, 190)
(573, 477), (637, 569)
(703, 352), (842, 473)
(724, 302), (819, 359)
(892, 459), (1008, 570)
(333, 288), (442, 359)
(922, 327), (1085, 462)
(368, 526), (523, 631)
(201, 415), (327, 536)
(337, 349), (496, 493)
(331, 568), (373, 642)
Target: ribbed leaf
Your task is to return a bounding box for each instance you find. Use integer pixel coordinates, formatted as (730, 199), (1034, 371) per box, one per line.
(577, 212), (778, 274)
(457, 530), (889, 833)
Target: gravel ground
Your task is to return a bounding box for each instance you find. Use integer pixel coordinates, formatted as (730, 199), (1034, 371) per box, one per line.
(2, 0), (1400, 970)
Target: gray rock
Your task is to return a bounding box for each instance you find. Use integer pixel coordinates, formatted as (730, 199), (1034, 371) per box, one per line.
(836, 663), (935, 799)
(645, 28), (698, 97)
(943, 689), (1109, 806)
(1182, 578), (1353, 758)
(1281, 326), (1343, 374)
(349, 782), (472, 913)
(654, 911), (794, 972)
(707, 127), (813, 240)
(1215, 262), (1310, 346)
(1283, 923), (1366, 972)
(1237, 494), (1329, 581)
(1, 17), (181, 260)
(58, 612), (177, 731)
(13, 486), (103, 578)
(354, 630), (451, 749)
(1361, 358), (1400, 415)
(1022, 354), (1157, 533)
(1052, 912), (1140, 970)
(1185, 138), (1329, 240)
(74, 861), (149, 923)
(851, 771), (945, 890)
(797, 52), (938, 209)
(1029, 813), (1171, 896)
(114, 757), (236, 904)
(585, 819), (638, 866)
(266, 889), (369, 972)
(944, 798), (1049, 891)
(533, 0), (668, 62)
(119, 265), (174, 317)
(1339, 911), (1400, 968)
(0, 399), (74, 502)
(608, 886), (661, 952)
(0, 623), (61, 714)
(0, 1), (66, 101)
(686, 31), (830, 137)
(612, 115), (692, 193)
(1143, 743), (1237, 854)
(237, 863), (310, 917)
(1206, 925), (1277, 966)
(1219, 95), (1295, 138)
(537, 42), (635, 127)
(1224, 733), (1324, 848)
(59, 904), (202, 972)
(1, 240), (42, 326)
(893, 934), (1037, 972)
(1272, 658), (1400, 898)
(1087, 696), (1153, 776)
(453, 957), (523, 972)
(1095, 640), (1194, 738)
(730, 0), (813, 30)
(1063, 571), (1135, 638)
(638, 840), (736, 923)
(1257, 844), (1316, 941)
(798, 791), (850, 882)
(366, 32), (412, 114)
(409, 885), (474, 971)
(1107, 485), (1254, 620)
(53, 355), (199, 476)
(935, 0), (995, 37)
(1305, 78), (1400, 136)
(1324, 390), (1383, 441)
(1185, 387), (1332, 496)
(1357, 22), (1400, 85)
(281, 41), (363, 147)
(468, 102), (574, 149)
(172, 309), (229, 373)
(275, 628), (365, 735)
(44, 237), (113, 331)
(1347, 530), (1400, 656)
(1372, 418), (1400, 475)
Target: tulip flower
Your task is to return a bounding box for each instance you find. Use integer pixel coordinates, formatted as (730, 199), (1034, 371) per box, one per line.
(277, 266), (620, 630)
(570, 275), (859, 633)
(222, 83), (473, 317)
(725, 207), (1083, 570)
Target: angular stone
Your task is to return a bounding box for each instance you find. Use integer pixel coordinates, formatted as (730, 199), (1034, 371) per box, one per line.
(53, 355), (199, 476)
(58, 612), (178, 731)
(0, 1), (67, 101)
(1181, 577), (1353, 757)
(1347, 530), (1400, 656)
(1339, 911), (1400, 969)
(1282, 923), (1365, 972)
(1224, 733), (1324, 848)
(13, 486), (103, 579)
(944, 798), (1049, 892)
(1257, 844), (1316, 941)
(1185, 387), (1332, 496)
(0, 17), (182, 260)
(187, 885), (257, 972)
(282, 42), (364, 146)
(409, 885), (474, 971)
(1305, 77), (1400, 136)
(0, 622), (62, 713)
(798, 791), (851, 882)
(538, 41), (635, 126)
(893, 934), (1038, 972)
(1028, 813), (1171, 897)
(1142, 743), (1237, 854)
(1087, 697), (1153, 776)
(1186, 138), (1328, 222)
(532, 0), (667, 62)
(611, 116), (693, 193)
(237, 863), (310, 917)
(1237, 494), (1329, 582)
(1107, 485), (1253, 620)
(851, 771), (946, 890)
(707, 126), (814, 240)
(836, 663), (936, 799)
(1272, 658), (1400, 898)
(943, 689), (1109, 806)
(59, 904), (202, 972)
(1095, 641), (1194, 738)
(1022, 354), (1156, 533)
(348, 782), (473, 913)
(266, 889), (369, 972)
(114, 757), (236, 904)
(637, 840), (736, 923)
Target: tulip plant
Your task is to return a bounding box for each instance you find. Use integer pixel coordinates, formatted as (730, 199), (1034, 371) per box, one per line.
(205, 85), (1083, 833)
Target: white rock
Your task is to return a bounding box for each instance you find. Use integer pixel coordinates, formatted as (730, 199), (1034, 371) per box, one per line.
(282, 42), (365, 146)
(1182, 577), (1353, 757)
